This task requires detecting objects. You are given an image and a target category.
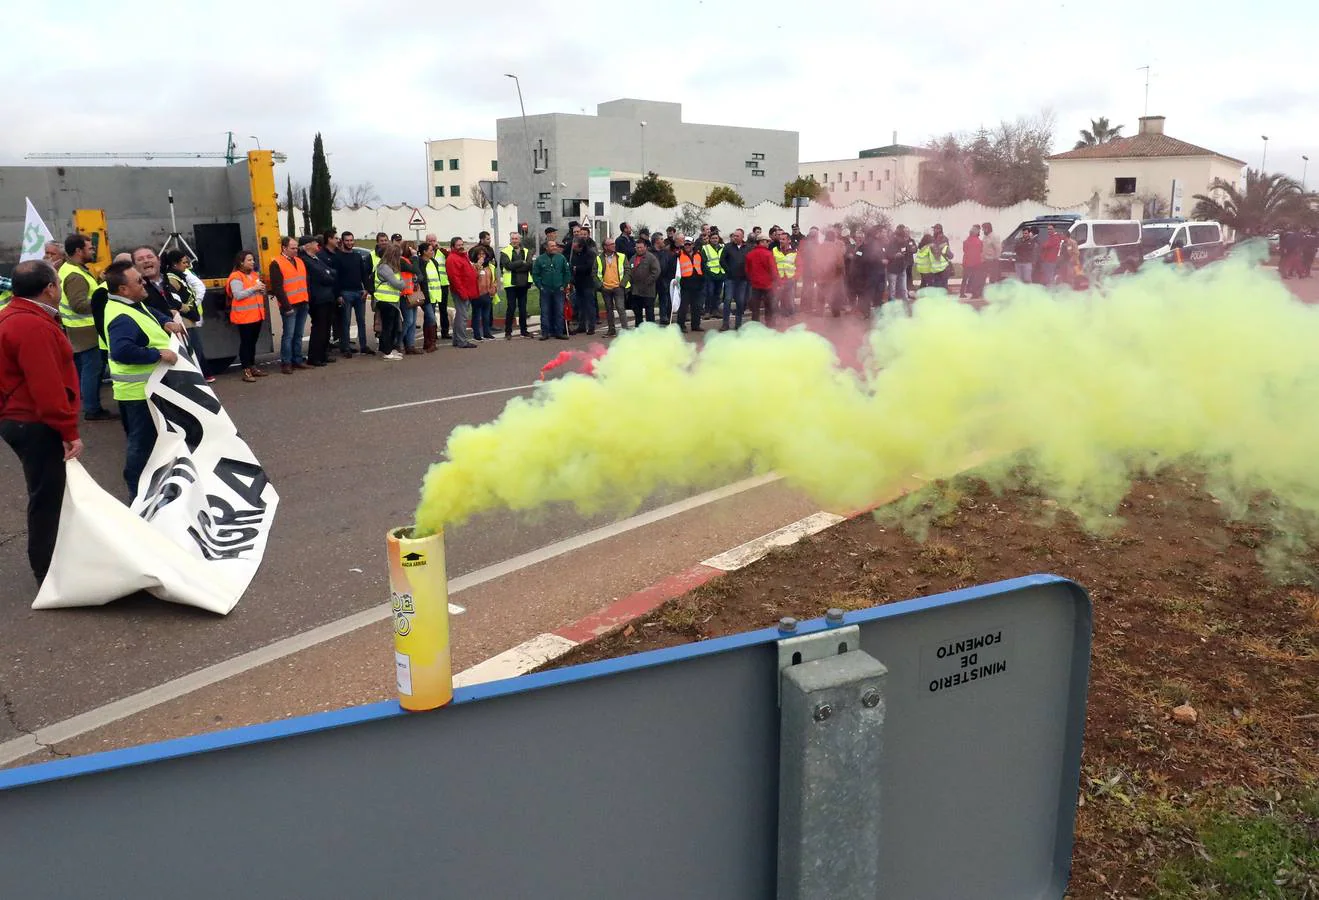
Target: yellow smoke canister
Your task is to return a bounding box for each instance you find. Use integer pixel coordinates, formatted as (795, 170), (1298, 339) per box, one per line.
(387, 527), (453, 711)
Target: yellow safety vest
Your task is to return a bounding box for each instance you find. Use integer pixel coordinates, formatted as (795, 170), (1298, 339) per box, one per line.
(58, 262), (98, 329)
(701, 243), (724, 275)
(773, 247), (797, 278)
(500, 246), (527, 288)
(914, 245), (949, 275)
(425, 258), (446, 298)
(104, 299), (170, 402)
(595, 253), (626, 282)
(375, 264), (401, 305)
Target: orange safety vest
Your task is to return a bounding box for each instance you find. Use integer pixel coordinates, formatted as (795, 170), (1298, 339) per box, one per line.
(678, 251), (703, 278)
(226, 269), (266, 324)
(400, 257), (416, 297)
(272, 254), (309, 306)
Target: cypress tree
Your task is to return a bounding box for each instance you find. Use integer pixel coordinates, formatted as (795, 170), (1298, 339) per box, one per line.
(310, 133), (334, 234)
(285, 176), (296, 237)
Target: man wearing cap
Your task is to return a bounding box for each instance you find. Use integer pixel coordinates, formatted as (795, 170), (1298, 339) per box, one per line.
(675, 237), (705, 333)
(298, 235), (338, 367)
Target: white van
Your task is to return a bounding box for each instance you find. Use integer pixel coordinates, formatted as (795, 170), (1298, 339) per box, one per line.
(1068, 219), (1144, 282)
(1141, 219), (1226, 267)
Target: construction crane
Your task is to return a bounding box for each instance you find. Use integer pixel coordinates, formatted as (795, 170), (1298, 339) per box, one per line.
(25, 131), (287, 163)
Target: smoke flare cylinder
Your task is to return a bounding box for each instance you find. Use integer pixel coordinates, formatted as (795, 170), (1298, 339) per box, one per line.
(387, 527), (453, 711)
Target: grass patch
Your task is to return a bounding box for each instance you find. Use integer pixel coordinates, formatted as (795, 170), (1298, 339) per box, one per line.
(1153, 793), (1319, 898)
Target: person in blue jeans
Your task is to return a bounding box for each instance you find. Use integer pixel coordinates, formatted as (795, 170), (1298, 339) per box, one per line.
(332, 232), (374, 354)
(532, 239), (571, 340)
(268, 236), (310, 373)
(58, 234), (118, 421)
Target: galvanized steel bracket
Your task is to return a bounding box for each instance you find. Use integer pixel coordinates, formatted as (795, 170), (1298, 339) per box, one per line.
(776, 625), (860, 706)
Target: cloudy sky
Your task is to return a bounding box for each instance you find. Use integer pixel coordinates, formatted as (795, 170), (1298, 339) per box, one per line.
(6, 0), (1315, 205)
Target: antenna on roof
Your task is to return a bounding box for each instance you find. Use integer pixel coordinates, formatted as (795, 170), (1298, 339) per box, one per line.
(1137, 65), (1151, 117)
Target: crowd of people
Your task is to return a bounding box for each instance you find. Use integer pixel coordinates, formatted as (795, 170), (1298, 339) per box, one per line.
(1277, 226), (1318, 279)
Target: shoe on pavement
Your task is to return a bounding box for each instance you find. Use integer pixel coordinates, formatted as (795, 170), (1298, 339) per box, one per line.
(538, 335), (551, 341)
(253, 367), (269, 377)
(359, 347), (376, 356)
(281, 364), (293, 374)
(83, 409), (119, 422)
(459, 342), (477, 349)
(242, 369), (257, 383)
(292, 362), (310, 370)
(555, 334), (569, 340)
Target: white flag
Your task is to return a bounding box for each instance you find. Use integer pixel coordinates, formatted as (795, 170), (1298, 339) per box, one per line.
(19, 198), (54, 262)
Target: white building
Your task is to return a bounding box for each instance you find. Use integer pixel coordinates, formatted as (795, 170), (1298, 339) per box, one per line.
(424, 138), (499, 205)
(1045, 116), (1245, 216)
(798, 144), (935, 207)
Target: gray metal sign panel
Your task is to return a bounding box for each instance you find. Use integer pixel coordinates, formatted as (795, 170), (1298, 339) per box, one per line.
(0, 575), (1090, 899)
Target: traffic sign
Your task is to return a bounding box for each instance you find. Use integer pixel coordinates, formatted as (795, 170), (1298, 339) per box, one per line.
(407, 208), (426, 228)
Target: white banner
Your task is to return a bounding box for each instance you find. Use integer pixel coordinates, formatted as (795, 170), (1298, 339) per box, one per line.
(19, 198), (54, 262)
(33, 336), (278, 615)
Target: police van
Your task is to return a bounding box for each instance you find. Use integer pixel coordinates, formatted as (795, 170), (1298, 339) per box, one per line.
(1140, 219), (1226, 267)
(998, 216), (1143, 283)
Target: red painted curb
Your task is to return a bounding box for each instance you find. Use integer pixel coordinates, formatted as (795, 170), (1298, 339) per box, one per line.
(553, 564), (722, 644)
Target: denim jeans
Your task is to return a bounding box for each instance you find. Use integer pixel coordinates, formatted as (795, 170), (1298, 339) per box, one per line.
(118, 398), (157, 501)
(73, 347), (106, 414)
(402, 302), (418, 347)
(573, 283), (597, 332)
(541, 287), (566, 336)
(886, 270), (908, 301)
(1039, 261), (1057, 285)
(1015, 262), (1034, 283)
(340, 290), (367, 352)
(722, 277), (748, 329)
(704, 277), (724, 315)
(422, 300), (437, 329)
(280, 303), (308, 364)
(471, 296), (494, 338)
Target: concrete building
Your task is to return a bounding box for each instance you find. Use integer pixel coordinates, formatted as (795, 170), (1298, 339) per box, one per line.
(1045, 116), (1246, 216)
(424, 138), (499, 205)
(798, 144), (935, 207)
(496, 99), (797, 241)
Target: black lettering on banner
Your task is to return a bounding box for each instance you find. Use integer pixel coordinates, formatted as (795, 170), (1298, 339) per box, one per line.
(160, 367), (222, 415)
(137, 457), (200, 522)
(150, 395), (205, 453)
(213, 458), (270, 510)
(188, 496), (263, 560)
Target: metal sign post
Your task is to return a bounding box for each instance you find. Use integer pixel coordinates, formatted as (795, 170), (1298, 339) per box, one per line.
(0, 576), (1091, 899)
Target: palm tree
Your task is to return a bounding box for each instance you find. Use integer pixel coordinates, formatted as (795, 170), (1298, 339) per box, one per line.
(1074, 117), (1125, 149)
(1190, 169), (1304, 236)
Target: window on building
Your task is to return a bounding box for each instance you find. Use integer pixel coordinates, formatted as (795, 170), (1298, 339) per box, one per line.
(751, 169), (765, 177)
(491, 160), (498, 171)
(837, 172), (842, 182)
(745, 160), (759, 168)
(539, 211), (552, 224)
(562, 199), (583, 217)
(844, 183), (850, 192)
(1114, 177), (1136, 195)
(449, 158), (460, 170)
(868, 170), (873, 180)
(433, 160), (443, 172)
(538, 192), (551, 200)
(434, 186), (444, 198)
(885, 170), (890, 181)
(449, 185), (460, 197)
(751, 152), (765, 160)
(594, 202), (605, 216)
(851, 172), (857, 181)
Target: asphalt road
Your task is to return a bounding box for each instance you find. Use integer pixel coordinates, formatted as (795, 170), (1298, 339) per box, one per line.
(0, 330), (763, 737)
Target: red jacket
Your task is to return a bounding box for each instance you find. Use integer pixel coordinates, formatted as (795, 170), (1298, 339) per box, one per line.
(962, 235), (983, 267)
(1040, 233), (1064, 263)
(445, 250), (478, 301)
(745, 245), (779, 290)
(0, 298), (80, 441)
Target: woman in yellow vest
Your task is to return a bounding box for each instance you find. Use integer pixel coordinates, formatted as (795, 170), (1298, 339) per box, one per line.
(471, 245), (498, 340)
(773, 235), (797, 318)
(226, 250), (269, 382)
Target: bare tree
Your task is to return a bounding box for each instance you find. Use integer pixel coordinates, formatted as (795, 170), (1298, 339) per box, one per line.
(469, 184), (492, 209)
(341, 181), (382, 209)
(277, 179), (308, 211)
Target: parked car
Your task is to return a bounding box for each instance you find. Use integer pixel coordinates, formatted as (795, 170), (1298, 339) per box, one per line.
(996, 214), (1081, 280)
(1140, 219), (1227, 267)
(997, 215), (1142, 284)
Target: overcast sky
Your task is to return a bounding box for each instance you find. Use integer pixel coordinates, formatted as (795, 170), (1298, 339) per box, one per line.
(5, 0), (1315, 206)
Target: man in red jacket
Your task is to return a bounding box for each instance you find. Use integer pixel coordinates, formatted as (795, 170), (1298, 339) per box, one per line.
(444, 236), (479, 348)
(0, 261), (84, 586)
(745, 233), (779, 325)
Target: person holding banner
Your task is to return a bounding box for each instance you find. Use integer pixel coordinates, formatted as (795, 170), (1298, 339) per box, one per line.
(102, 260), (183, 499)
(0, 260), (84, 586)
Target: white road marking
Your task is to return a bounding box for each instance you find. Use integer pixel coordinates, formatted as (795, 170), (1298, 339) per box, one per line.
(361, 383), (537, 414)
(0, 472), (782, 768)
(452, 633), (577, 688)
(702, 512), (846, 572)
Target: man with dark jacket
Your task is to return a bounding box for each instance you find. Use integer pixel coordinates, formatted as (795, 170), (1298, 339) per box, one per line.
(0, 261), (84, 586)
(615, 222), (637, 259)
(500, 233), (534, 339)
(332, 231), (374, 355)
(628, 240), (661, 326)
(568, 237), (598, 334)
(886, 226), (917, 304)
(676, 237), (705, 333)
(299, 236), (338, 367)
(132, 246), (182, 321)
(719, 228), (751, 331)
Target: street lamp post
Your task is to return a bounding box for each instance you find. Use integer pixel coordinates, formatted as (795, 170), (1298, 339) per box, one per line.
(1304, 155), (1310, 191)
(1261, 135), (1269, 171)
(505, 73), (538, 235)
(480, 179), (510, 290)
(640, 121), (647, 177)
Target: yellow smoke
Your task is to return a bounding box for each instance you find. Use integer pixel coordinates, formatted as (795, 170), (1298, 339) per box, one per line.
(415, 257), (1319, 540)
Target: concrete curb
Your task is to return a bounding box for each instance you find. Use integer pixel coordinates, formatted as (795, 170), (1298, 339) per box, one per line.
(452, 508), (856, 687)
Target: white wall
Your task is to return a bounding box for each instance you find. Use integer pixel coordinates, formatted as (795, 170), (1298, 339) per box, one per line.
(1045, 156), (1243, 209)
(610, 198), (1089, 242)
(331, 203), (519, 243)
